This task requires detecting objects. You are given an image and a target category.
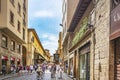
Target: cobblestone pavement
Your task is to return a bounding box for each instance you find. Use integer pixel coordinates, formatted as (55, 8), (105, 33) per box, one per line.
(0, 70), (73, 80)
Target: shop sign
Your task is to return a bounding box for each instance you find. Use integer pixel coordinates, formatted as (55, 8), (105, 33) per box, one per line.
(72, 17), (88, 46)
(111, 4), (120, 39)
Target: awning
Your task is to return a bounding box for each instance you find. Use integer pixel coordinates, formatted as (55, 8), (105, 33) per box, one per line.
(2, 56), (8, 60)
(17, 58), (20, 62)
(11, 57), (15, 61)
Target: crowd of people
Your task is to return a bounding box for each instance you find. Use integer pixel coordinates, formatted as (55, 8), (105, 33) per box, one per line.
(1, 63), (64, 79)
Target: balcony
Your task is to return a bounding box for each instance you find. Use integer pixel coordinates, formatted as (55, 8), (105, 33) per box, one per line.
(68, 0), (91, 32)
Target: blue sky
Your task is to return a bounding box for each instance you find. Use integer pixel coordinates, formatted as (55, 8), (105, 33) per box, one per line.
(28, 0), (62, 55)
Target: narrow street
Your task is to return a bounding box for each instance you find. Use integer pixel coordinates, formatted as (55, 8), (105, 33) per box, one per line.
(1, 70), (72, 80)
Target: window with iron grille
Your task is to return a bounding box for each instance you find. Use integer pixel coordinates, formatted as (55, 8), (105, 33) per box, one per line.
(112, 0), (120, 9)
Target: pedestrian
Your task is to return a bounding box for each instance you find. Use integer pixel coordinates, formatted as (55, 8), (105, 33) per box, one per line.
(27, 66), (30, 73)
(10, 65), (14, 73)
(30, 64), (33, 73)
(42, 64), (46, 73)
(36, 66), (43, 80)
(34, 65), (37, 71)
(51, 63), (56, 78)
(2, 65), (6, 76)
(58, 65), (63, 79)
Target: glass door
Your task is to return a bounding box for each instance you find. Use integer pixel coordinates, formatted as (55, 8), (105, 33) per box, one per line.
(80, 54), (86, 80)
(80, 53), (90, 80)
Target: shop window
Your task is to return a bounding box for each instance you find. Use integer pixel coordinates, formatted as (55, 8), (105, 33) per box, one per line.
(1, 35), (7, 48)
(2, 60), (7, 65)
(17, 44), (21, 53)
(80, 53), (90, 80)
(11, 40), (15, 51)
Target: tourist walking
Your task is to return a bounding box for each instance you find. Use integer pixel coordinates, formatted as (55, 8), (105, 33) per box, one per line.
(30, 65), (33, 73)
(51, 63), (56, 78)
(36, 66), (43, 80)
(2, 65), (6, 76)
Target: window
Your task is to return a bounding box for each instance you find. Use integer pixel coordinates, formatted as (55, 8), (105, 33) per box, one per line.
(17, 21), (21, 32)
(10, 11), (14, 25)
(11, 40), (15, 51)
(10, 0), (14, 6)
(31, 36), (34, 42)
(1, 35), (7, 48)
(23, 0), (26, 11)
(23, 28), (25, 40)
(18, 3), (21, 15)
(112, 0), (120, 9)
(23, 13), (26, 26)
(17, 44), (21, 53)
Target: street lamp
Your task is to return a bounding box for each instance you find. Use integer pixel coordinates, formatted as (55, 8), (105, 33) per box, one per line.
(59, 24), (63, 27)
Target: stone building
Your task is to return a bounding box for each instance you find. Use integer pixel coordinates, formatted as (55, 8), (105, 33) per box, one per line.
(0, 0), (28, 73)
(62, 0), (120, 80)
(27, 29), (47, 65)
(57, 32), (63, 64)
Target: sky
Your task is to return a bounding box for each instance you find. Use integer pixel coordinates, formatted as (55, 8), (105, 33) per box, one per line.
(28, 0), (62, 55)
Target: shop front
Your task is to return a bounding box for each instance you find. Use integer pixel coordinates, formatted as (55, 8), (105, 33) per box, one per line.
(2, 56), (8, 66)
(69, 57), (74, 77)
(79, 43), (90, 80)
(64, 60), (68, 73)
(110, 3), (120, 80)
(10, 57), (15, 66)
(17, 58), (20, 66)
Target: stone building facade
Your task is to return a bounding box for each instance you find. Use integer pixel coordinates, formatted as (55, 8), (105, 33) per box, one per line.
(61, 0), (120, 80)
(27, 29), (47, 65)
(0, 0), (28, 73)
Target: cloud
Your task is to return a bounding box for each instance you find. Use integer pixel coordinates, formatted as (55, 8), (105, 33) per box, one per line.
(34, 10), (55, 18)
(40, 33), (58, 55)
